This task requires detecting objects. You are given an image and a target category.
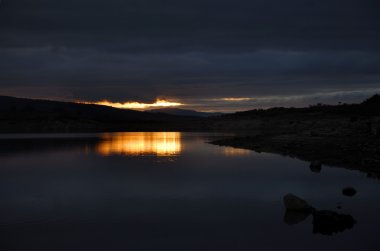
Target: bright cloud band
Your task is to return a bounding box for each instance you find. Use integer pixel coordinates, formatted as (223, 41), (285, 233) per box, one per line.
(78, 99), (183, 110)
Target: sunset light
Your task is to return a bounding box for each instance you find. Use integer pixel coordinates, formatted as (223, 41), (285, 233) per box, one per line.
(1, 0), (379, 248)
(79, 99), (183, 110)
(97, 132), (182, 156)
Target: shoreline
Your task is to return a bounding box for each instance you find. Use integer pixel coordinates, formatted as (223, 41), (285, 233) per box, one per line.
(211, 134), (380, 178)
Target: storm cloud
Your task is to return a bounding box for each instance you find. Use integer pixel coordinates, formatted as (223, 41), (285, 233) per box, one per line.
(1, 0), (379, 111)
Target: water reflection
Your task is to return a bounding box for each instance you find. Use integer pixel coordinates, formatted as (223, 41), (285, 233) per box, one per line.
(97, 132), (182, 156)
(0, 135), (101, 156)
(0, 133), (379, 250)
(223, 147), (252, 157)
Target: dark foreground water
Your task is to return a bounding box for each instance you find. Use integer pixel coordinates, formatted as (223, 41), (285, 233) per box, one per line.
(0, 132), (379, 251)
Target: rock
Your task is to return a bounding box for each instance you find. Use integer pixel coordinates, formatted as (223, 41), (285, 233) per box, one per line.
(309, 161), (322, 173)
(282, 197), (357, 236)
(312, 210), (356, 235)
(283, 193), (314, 211)
(284, 210), (312, 225)
(342, 187), (357, 197)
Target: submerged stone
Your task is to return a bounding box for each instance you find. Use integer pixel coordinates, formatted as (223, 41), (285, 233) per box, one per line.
(284, 210), (312, 225)
(283, 193), (314, 211)
(342, 187), (357, 197)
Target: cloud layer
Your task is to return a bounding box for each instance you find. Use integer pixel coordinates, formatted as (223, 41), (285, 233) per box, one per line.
(0, 0), (379, 111)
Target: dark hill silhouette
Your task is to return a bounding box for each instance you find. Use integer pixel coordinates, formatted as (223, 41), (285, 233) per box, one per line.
(0, 96), (175, 120)
(0, 96), (197, 132)
(361, 94), (380, 107)
(0, 94), (379, 133)
(211, 94), (380, 176)
(147, 108), (223, 117)
(221, 94), (380, 119)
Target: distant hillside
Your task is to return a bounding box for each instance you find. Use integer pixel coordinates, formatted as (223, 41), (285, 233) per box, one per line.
(147, 108), (223, 117)
(0, 94), (379, 133)
(211, 94), (380, 174)
(0, 96), (185, 120)
(361, 94), (380, 107)
(0, 96), (197, 132)
(221, 94), (380, 119)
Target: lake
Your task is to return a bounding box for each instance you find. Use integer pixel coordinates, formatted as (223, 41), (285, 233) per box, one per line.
(0, 132), (379, 251)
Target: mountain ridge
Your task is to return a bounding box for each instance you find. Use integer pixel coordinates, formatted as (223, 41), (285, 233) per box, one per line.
(147, 108), (224, 117)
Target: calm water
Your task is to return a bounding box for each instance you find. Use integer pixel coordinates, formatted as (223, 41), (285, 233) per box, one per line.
(0, 132), (379, 251)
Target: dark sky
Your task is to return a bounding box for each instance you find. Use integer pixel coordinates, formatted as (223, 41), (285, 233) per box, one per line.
(1, 0), (380, 111)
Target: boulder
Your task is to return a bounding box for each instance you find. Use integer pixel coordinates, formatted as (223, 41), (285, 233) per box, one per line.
(283, 193), (314, 211)
(313, 210), (356, 235)
(309, 161), (322, 173)
(284, 210), (311, 225)
(342, 187), (357, 197)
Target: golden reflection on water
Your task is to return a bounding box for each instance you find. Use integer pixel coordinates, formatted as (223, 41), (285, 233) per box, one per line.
(223, 147), (252, 156)
(97, 132), (182, 156)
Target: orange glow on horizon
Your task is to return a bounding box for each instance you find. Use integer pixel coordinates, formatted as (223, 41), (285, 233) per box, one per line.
(78, 99), (183, 110)
(97, 132), (182, 156)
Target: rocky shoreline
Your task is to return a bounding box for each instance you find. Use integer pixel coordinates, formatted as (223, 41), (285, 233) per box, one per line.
(210, 96), (380, 177)
(211, 134), (380, 177)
